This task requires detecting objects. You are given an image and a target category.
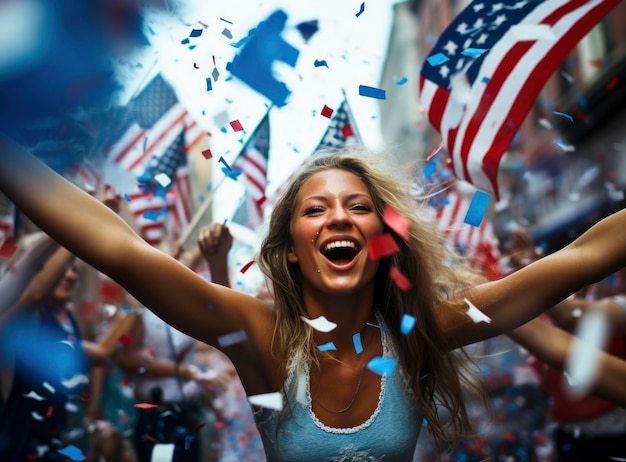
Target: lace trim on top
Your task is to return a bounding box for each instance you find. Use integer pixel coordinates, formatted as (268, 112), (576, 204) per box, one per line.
(304, 319), (392, 434)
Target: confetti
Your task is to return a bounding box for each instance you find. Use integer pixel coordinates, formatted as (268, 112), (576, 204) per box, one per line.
(229, 120), (244, 132)
(355, 2), (365, 17)
(31, 411), (45, 421)
(23, 390), (46, 401)
(395, 77), (408, 85)
(353, 333), (363, 354)
(318, 342), (336, 351)
(229, 10), (299, 107)
(464, 298), (491, 324)
(400, 314), (416, 335)
(240, 260), (255, 273)
(383, 204), (410, 239)
(608, 76), (619, 90)
(464, 190), (491, 227)
(300, 315), (337, 332)
(314, 59), (329, 68)
(390, 266), (411, 291)
(218, 329), (248, 348)
(189, 29), (203, 38)
(461, 48), (487, 57)
(367, 357), (396, 375)
(358, 85), (386, 100)
(564, 310), (608, 397)
(154, 173), (171, 188)
(202, 149), (213, 159)
(133, 402), (159, 410)
(43, 381), (56, 394)
(57, 445), (86, 461)
(426, 53), (449, 66)
(551, 111), (574, 123)
(296, 19), (319, 42)
(221, 28), (233, 39)
(367, 233), (400, 260)
(248, 392), (283, 411)
(151, 444), (175, 462)
(117, 334), (133, 346)
(321, 104), (334, 118)
(341, 124), (354, 138)
(206, 77), (212, 92)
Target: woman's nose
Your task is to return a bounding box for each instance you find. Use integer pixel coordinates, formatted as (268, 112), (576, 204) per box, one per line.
(327, 206), (351, 228)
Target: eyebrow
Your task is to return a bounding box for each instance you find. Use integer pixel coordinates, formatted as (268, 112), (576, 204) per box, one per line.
(300, 193), (373, 203)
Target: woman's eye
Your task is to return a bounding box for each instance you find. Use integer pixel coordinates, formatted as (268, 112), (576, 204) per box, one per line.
(351, 203), (372, 212)
(304, 206), (324, 215)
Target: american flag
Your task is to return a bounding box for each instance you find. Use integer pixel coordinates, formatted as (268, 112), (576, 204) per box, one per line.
(107, 74), (207, 245)
(419, 0), (619, 198)
(316, 97), (361, 152)
(231, 114), (270, 228)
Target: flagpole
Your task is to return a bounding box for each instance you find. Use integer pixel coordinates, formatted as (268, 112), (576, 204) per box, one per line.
(340, 87), (363, 142)
(176, 104), (273, 250)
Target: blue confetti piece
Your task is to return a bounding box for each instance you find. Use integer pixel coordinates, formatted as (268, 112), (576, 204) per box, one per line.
(577, 95), (587, 107)
(464, 190), (491, 227)
(57, 445), (86, 461)
(206, 77), (212, 92)
(218, 156), (231, 170)
(314, 59), (329, 68)
(353, 333), (363, 354)
(395, 77), (408, 85)
(426, 53), (449, 66)
(181, 38), (190, 45)
(296, 19), (319, 42)
(367, 357), (396, 375)
(366, 322), (391, 332)
(123, 194), (131, 202)
(358, 85), (386, 100)
(220, 17), (233, 24)
(423, 161), (436, 178)
(229, 10), (299, 107)
(400, 314), (416, 335)
(318, 342), (336, 351)
(461, 48), (487, 58)
(190, 29), (203, 38)
(481, 76), (490, 84)
(230, 36), (249, 48)
(355, 2), (365, 17)
(552, 111), (574, 123)
(222, 167), (242, 180)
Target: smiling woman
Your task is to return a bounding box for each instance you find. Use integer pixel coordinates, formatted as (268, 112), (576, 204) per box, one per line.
(3, 139), (626, 461)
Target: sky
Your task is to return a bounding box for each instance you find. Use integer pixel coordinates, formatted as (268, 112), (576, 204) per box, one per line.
(115, 0), (402, 221)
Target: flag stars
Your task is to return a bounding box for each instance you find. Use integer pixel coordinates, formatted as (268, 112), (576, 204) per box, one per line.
(456, 22), (469, 34)
(473, 17), (485, 29)
(476, 33), (488, 45)
(491, 2), (504, 12)
(493, 14), (507, 27)
(439, 64), (451, 79)
(473, 2), (485, 13)
(443, 40), (459, 56)
(513, 1), (528, 9)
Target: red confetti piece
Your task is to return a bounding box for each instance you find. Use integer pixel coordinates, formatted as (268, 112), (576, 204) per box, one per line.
(321, 104), (334, 118)
(608, 76), (619, 90)
(80, 391), (90, 401)
(341, 123), (354, 138)
(144, 434), (161, 443)
(193, 422), (207, 433)
(390, 266), (411, 291)
(367, 233), (400, 260)
(121, 376), (130, 386)
(118, 333), (133, 346)
(0, 239), (17, 259)
(46, 405), (54, 418)
(134, 403), (159, 409)
(229, 120), (244, 132)
(240, 260), (255, 273)
(383, 204), (410, 240)
(202, 149), (213, 159)
(193, 62), (199, 69)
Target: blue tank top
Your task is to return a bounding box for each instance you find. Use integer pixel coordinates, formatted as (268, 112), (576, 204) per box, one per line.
(253, 328), (424, 461)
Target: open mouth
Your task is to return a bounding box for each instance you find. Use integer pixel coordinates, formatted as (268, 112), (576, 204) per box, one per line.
(321, 240), (360, 265)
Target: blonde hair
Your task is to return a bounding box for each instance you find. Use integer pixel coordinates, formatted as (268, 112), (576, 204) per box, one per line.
(257, 147), (485, 451)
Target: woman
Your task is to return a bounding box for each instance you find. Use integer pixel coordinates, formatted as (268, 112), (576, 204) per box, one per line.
(2, 140), (626, 460)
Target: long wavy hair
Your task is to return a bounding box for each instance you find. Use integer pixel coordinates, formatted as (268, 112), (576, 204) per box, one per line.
(257, 147), (485, 451)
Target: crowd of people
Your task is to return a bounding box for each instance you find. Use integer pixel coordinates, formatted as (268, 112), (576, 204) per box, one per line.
(1, 143), (626, 462)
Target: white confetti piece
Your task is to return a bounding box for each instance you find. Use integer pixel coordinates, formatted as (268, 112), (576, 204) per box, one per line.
(154, 173), (172, 188)
(564, 310), (608, 397)
(150, 444), (175, 462)
(248, 392), (283, 411)
(62, 373), (89, 389)
(296, 368), (307, 405)
(464, 298), (492, 324)
(23, 390), (46, 401)
(43, 381), (55, 394)
(217, 329), (248, 348)
(31, 411), (45, 421)
(300, 315), (337, 333)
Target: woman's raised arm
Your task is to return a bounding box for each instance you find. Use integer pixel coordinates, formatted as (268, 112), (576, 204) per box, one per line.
(0, 137), (274, 374)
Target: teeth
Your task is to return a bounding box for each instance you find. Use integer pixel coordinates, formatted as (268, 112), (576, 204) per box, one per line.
(324, 240), (356, 252)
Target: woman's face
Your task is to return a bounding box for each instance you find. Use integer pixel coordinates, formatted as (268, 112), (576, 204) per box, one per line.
(288, 168), (384, 297)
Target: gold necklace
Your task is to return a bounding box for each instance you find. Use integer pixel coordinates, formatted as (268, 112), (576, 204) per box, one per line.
(312, 328), (378, 414)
